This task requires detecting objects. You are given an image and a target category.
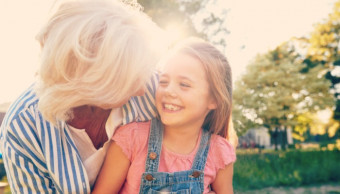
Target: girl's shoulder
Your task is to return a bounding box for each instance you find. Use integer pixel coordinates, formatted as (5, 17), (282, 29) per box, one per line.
(207, 134), (237, 169)
(115, 121), (151, 136)
(210, 134), (235, 153)
(112, 121), (151, 161)
(113, 121), (151, 146)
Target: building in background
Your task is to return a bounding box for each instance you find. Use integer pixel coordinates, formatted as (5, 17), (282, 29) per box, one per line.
(238, 127), (293, 149)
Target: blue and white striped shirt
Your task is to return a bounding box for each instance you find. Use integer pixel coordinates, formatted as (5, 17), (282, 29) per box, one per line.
(0, 74), (158, 193)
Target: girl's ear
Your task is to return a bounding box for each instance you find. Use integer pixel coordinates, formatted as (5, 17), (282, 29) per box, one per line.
(208, 99), (217, 110)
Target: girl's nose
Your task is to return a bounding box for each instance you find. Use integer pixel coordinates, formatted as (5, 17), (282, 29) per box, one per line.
(164, 84), (177, 97)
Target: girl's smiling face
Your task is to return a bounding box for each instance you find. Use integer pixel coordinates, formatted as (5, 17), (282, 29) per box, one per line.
(156, 52), (216, 130)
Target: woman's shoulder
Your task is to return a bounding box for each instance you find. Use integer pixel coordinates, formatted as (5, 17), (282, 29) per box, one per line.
(122, 72), (159, 124)
(0, 85), (44, 155)
(1, 85), (39, 129)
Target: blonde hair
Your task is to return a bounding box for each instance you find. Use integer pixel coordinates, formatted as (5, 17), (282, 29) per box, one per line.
(168, 38), (235, 141)
(35, 0), (164, 123)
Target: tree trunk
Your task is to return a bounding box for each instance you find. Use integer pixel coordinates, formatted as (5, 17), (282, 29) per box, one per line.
(274, 127), (278, 151)
(280, 126), (287, 150)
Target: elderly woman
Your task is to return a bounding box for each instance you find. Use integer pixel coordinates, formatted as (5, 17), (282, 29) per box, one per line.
(0, 0), (164, 193)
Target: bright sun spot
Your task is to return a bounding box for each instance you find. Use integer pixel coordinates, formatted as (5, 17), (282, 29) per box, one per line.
(164, 23), (185, 45)
(317, 109), (332, 124)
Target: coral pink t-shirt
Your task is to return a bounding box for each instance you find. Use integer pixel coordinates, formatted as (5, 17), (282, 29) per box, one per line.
(113, 121), (236, 194)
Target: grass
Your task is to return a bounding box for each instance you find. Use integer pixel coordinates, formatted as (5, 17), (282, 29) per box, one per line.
(0, 148), (339, 193)
(233, 149), (340, 191)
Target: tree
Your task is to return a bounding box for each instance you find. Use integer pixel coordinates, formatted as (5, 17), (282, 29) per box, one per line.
(306, 0), (340, 121)
(294, 110), (339, 142)
(233, 42), (334, 150)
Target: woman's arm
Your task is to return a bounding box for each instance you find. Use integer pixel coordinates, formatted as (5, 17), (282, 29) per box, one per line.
(211, 163), (234, 194)
(92, 141), (130, 194)
(1, 141), (58, 193)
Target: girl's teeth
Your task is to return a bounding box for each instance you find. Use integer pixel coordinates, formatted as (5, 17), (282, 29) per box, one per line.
(164, 104), (180, 111)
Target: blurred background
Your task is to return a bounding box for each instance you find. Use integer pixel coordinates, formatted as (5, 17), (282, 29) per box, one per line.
(1, 0), (340, 193)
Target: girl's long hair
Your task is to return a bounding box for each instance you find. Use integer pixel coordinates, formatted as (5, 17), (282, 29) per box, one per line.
(171, 37), (237, 146)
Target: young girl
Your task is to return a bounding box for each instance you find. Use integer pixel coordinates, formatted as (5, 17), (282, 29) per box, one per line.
(92, 37), (236, 194)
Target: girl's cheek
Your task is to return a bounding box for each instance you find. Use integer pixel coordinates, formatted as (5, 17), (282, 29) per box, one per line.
(155, 89), (162, 102)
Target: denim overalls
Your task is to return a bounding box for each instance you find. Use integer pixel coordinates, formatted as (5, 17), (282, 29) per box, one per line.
(139, 118), (211, 194)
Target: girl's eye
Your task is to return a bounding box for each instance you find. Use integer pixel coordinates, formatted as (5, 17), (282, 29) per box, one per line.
(159, 80), (168, 86)
(180, 82), (190, 88)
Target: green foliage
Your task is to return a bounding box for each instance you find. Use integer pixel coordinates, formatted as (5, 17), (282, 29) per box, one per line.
(307, 1), (340, 64)
(233, 150), (340, 191)
(232, 41), (334, 136)
(306, 0), (340, 122)
(232, 0), (339, 140)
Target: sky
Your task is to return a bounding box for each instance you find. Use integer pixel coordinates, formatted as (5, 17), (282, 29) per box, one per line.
(0, 0), (337, 104)
(224, 0), (337, 80)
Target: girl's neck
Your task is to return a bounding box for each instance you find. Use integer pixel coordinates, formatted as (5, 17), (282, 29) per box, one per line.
(162, 125), (202, 155)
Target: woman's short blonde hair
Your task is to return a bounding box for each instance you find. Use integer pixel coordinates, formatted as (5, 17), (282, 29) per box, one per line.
(166, 37), (236, 143)
(35, 0), (164, 123)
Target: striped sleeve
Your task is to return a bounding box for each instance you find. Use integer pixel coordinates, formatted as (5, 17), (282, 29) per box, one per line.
(1, 103), (57, 193)
(2, 128), (56, 193)
(0, 86), (90, 194)
(122, 72), (159, 125)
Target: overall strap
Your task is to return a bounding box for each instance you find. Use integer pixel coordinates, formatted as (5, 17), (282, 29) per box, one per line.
(191, 129), (211, 171)
(144, 118), (163, 172)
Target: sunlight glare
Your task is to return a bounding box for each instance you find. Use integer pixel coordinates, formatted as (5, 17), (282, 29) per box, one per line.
(317, 109), (332, 124)
(164, 23), (185, 45)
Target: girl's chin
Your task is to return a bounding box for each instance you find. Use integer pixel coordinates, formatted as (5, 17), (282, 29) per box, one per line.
(160, 118), (181, 126)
